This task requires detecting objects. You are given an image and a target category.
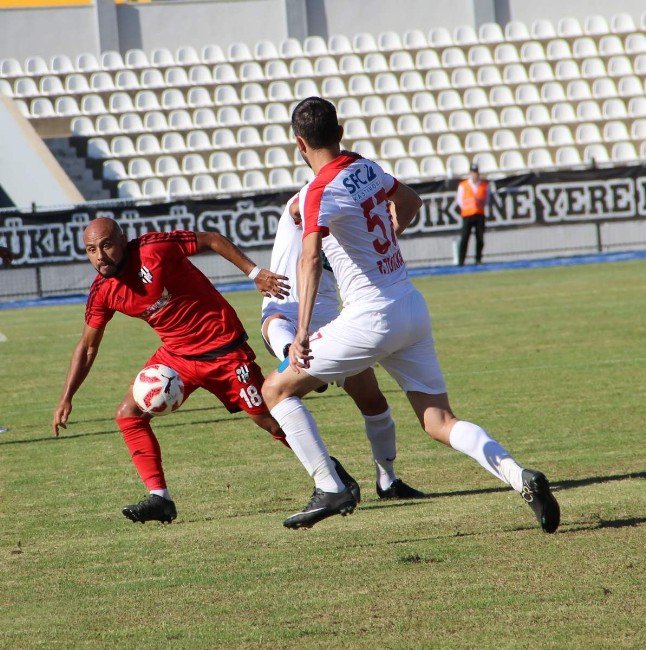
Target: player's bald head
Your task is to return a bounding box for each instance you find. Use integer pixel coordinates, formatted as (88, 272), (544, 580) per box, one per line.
(83, 217), (123, 244)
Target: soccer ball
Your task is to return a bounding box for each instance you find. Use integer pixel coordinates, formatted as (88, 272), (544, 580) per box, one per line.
(132, 364), (184, 416)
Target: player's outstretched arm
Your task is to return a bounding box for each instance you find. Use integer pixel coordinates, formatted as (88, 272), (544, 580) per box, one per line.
(52, 324), (105, 436)
(389, 182), (424, 235)
(194, 231), (289, 298)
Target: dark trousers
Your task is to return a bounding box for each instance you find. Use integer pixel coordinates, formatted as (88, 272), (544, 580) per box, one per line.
(458, 214), (485, 265)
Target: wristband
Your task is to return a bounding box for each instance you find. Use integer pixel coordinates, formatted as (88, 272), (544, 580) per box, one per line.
(247, 265), (261, 280)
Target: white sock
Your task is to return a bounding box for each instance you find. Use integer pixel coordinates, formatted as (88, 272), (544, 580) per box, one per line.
(150, 488), (172, 501)
(267, 318), (297, 360)
(448, 420), (524, 492)
(364, 407), (398, 490)
(270, 396), (344, 493)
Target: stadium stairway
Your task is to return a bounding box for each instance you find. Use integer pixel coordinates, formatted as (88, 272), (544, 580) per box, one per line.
(46, 137), (113, 201)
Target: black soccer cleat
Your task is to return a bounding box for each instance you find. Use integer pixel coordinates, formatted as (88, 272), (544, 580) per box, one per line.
(520, 469), (560, 534)
(377, 478), (427, 500)
(283, 487), (357, 529)
(330, 456), (361, 504)
(122, 494), (177, 524)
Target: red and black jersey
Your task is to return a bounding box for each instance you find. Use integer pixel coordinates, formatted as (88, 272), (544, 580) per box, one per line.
(85, 231), (245, 356)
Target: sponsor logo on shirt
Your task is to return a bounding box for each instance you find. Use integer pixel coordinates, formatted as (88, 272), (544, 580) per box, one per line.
(235, 364), (250, 384)
(137, 287), (172, 321)
(138, 265), (153, 284)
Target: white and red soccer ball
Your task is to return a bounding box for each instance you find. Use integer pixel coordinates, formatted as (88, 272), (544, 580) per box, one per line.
(132, 364), (184, 416)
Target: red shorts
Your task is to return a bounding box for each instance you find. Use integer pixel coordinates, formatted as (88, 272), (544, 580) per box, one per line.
(145, 342), (268, 415)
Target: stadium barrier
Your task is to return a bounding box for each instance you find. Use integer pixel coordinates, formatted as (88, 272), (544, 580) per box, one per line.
(1, 164), (645, 302)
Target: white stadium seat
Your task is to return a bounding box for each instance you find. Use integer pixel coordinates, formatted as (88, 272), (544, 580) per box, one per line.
(343, 118), (369, 140)
(50, 54), (74, 74)
(583, 144), (610, 165)
(209, 152), (235, 172)
(351, 140), (377, 159)
(555, 59), (580, 81)
(399, 71), (425, 93)
(386, 94), (411, 115)
(24, 56), (48, 76)
(555, 146), (582, 167)
(217, 106), (242, 126)
(446, 154), (470, 177)
(503, 63), (528, 85)
(468, 45), (494, 66)
(142, 178), (167, 199)
(228, 42), (253, 63)
(87, 137), (111, 158)
(576, 100), (602, 121)
(521, 41), (546, 63)
(602, 98), (628, 120)
(167, 177), (191, 197)
(161, 88), (187, 110)
(603, 121), (630, 142)
(420, 156), (446, 178)
(505, 21), (530, 42)
(610, 13), (636, 34)
(1, 58), (23, 78)
(526, 104), (551, 126)
(14, 78), (39, 97)
(337, 97), (362, 118)
(489, 85), (514, 107)
(144, 111), (169, 132)
(423, 112), (448, 134)
(441, 47), (467, 69)
(548, 125), (575, 146)
(293, 166), (315, 186)
(109, 92), (135, 114)
(135, 91), (161, 112)
(515, 84), (540, 106)
(547, 39), (572, 61)
(169, 109), (193, 130)
(254, 40), (279, 61)
(214, 63), (238, 84)
(475, 108), (500, 130)
(71, 116), (95, 136)
(576, 123), (602, 145)
(96, 114), (120, 135)
(303, 36), (328, 57)
(572, 38), (597, 59)
(328, 34), (353, 56)
(477, 66), (503, 87)
(494, 43), (520, 65)
(436, 133), (463, 155)
(437, 90), (463, 111)
(370, 116), (396, 137)
(628, 97), (646, 117)
(607, 56), (633, 78)
(581, 58), (606, 79)
(202, 44), (226, 64)
(411, 91), (437, 113)
(103, 160), (128, 181)
(479, 23), (504, 44)
(76, 53), (100, 73)
(528, 148), (554, 169)
(81, 94), (107, 115)
(237, 126), (262, 147)
(321, 77), (347, 98)
(348, 74), (374, 96)
(265, 102), (289, 124)
(263, 124), (289, 145)
(151, 48), (175, 67)
(55, 96), (80, 116)
(557, 17), (583, 39)
(500, 106), (526, 127)
(118, 180), (143, 200)
(465, 131), (491, 153)
(136, 134), (162, 155)
(290, 58), (315, 78)
(214, 85), (241, 105)
(112, 135), (136, 157)
(448, 110), (474, 132)
(631, 119), (646, 140)
(39, 76), (66, 97)
(264, 147), (291, 168)
(380, 137), (407, 159)
(212, 128), (237, 148)
(464, 87), (489, 109)
(403, 29), (427, 51)
(531, 19), (557, 41)
(473, 152), (498, 174)
(193, 174), (217, 194)
(415, 49), (441, 71)
(567, 80), (592, 101)
(492, 129), (519, 151)
(584, 15), (610, 36)
(361, 95), (386, 116)
(499, 151), (526, 172)
(389, 51), (415, 72)
(176, 46), (200, 66)
(140, 68), (166, 89)
(187, 87), (212, 108)
(265, 60), (290, 80)
(611, 142), (638, 163)
(101, 50), (124, 71)
(529, 62), (554, 83)
(592, 78), (618, 99)
(241, 82), (267, 104)
(520, 127), (547, 149)
(374, 73), (399, 94)
(453, 25), (478, 46)
(394, 158), (420, 181)
(541, 82), (567, 103)
(186, 130), (210, 151)
(268, 168), (293, 188)
(452, 68), (476, 89)
(353, 32), (378, 54)
(397, 114), (422, 135)
(218, 172), (243, 192)
(598, 35), (624, 57)
(314, 56), (339, 76)
(155, 156), (181, 176)
(428, 27), (453, 48)
(408, 135), (434, 157)
(165, 67), (190, 86)
(618, 76), (644, 98)
(624, 34), (646, 56)
(125, 49), (149, 69)
(280, 38), (304, 59)
(633, 55), (645, 76)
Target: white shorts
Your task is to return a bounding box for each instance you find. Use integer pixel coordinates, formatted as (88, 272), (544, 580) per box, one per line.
(305, 288), (447, 394)
(261, 302), (341, 350)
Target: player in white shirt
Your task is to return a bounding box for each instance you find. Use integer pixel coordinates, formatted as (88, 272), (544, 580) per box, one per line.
(262, 97), (560, 533)
(262, 193), (426, 500)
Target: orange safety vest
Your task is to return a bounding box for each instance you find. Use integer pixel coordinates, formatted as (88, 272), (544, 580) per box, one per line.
(459, 179), (488, 217)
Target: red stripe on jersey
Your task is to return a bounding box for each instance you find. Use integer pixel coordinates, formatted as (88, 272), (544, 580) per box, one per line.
(303, 153), (361, 239)
(386, 177), (399, 197)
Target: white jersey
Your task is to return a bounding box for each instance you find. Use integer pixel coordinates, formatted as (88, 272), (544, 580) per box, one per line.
(261, 194), (339, 323)
(299, 153), (413, 308)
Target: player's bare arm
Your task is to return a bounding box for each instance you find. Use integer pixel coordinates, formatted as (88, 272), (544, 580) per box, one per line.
(0, 245), (15, 266)
(194, 231), (289, 298)
(290, 231), (323, 371)
(389, 183), (424, 235)
(52, 323), (105, 436)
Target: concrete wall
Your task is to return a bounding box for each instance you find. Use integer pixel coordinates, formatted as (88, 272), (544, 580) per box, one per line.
(117, 0), (290, 53)
(0, 6), (97, 61)
(504, 0), (643, 26)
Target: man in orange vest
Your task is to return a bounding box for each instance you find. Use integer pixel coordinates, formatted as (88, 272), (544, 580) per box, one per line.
(457, 163), (489, 266)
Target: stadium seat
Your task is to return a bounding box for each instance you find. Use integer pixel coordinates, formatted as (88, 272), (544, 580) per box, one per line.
(264, 147), (291, 168)
(81, 94), (107, 115)
(521, 41), (546, 63)
(144, 111), (169, 132)
(475, 108), (501, 130)
(228, 42), (253, 63)
(428, 27), (453, 48)
(415, 49), (441, 71)
(385, 94), (411, 116)
(343, 118), (369, 139)
(577, 100), (602, 121)
(408, 135), (434, 157)
(551, 101), (576, 124)
(139, 69), (165, 89)
(192, 174), (217, 194)
(50, 54), (74, 75)
(1, 58), (23, 78)
(448, 110), (474, 132)
(13, 78), (39, 98)
(525, 104), (551, 127)
(265, 60), (290, 80)
(347, 74), (373, 96)
(150, 48), (175, 68)
(554, 59), (580, 81)
(584, 15), (610, 36)
(165, 67), (190, 87)
(268, 167), (293, 188)
(454, 25), (478, 46)
(602, 98), (628, 120)
(71, 116), (95, 136)
(103, 160), (128, 181)
(361, 95), (386, 117)
(176, 46), (200, 66)
(501, 106), (526, 128)
(581, 58), (606, 80)
(218, 172), (243, 192)
(634, 55), (645, 76)
(290, 58), (315, 78)
(477, 66), (503, 87)
(38, 75), (63, 96)
(136, 134), (162, 155)
(87, 137), (111, 158)
(262, 124), (289, 145)
(293, 166), (315, 185)
(566, 80), (591, 101)
(607, 56), (633, 77)
(520, 127), (547, 149)
(280, 38), (304, 60)
(452, 68), (476, 89)
(135, 91), (161, 112)
(237, 126), (262, 147)
(24, 56), (48, 76)
(351, 140), (378, 159)
(547, 39), (572, 62)
(142, 178), (167, 199)
(572, 38), (597, 59)
(380, 137), (407, 159)
(321, 76), (347, 99)
(201, 45), (225, 65)
(212, 128), (236, 149)
(100, 50), (124, 71)
(215, 106), (240, 127)
(603, 121), (630, 142)
(437, 90), (463, 111)
(464, 88), (489, 109)
(611, 142), (638, 163)
(489, 85), (514, 107)
(437, 133), (463, 155)
(446, 154), (470, 177)
(353, 32), (378, 54)
(118, 180), (143, 200)
(265, 102), (289, 124)
(161, 89), (187, 110)
(403, 29), (427, 51)
(186, 130), (210, 151)
(527, 147), (554, 168)
(530, 62), (555, 83)
(337, 97), (361, 119)
(241, 82), (267, 104)
(74, 52), (99, 73)
(243, 171), (268, 191)
(548, 125), (575, 146)
(505, 21), (530, 42)
(371, 116), (396, 137)
(254, 40), (279, 61)
(541, 81), (567, 103)
(598, 35), (625, 58)
(424, 112), (449, 135)
(618, 76), (644, 98)
(313, 56), (339, 77)
(374, 72), (399, 94)
(624, 34), (646, 56)
(239, 62), (265, 82)
(558, 17), (583, 39)
(96, 114), (120, 135)
(109, 92), (135, 114)
(441, 47), (467, 69)
(389, 51), (415, 71)
(169, 109), (193, 131)
(610, 13), (636, 34)
(479, 22), (504, 44)
(420, 156), (446, 177)
(209, 151), (235, 172)
(303, 36), (328, 57)
(628, 96), (646, 117)
(503, 63), (528, 86)
(111, 135), (136, 158)
(124, 49), (149, 70)
(555, 146), (582, 166)
(492, 129), (519, 151)
(499, 150), (526, 171)
(54, 96), (79, 116)
(236, 149), (262, 170)
(468, 45), (494, 67)
(398, 71), (424, 94)
(411, 91), (436, 113)
(465, 131), (491, 153)
(583, 144), (610, 165)
(394, 158), (420, 180)
(397, 113), (422, 135)
(328, 34), (353, 56)
(531, 19), (557, 41)
(155, 156), (181, 176)
(214, 85), (241, 105)
(576, 123), (602, 144)
(592, 78), (618, 99)
(187, 87), (212, 108)
(494, 43), (520, 65)
(515, 84), (541, 106)
(213, 63), (238, 84)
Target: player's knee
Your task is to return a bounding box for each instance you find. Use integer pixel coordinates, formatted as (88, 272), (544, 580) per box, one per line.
(260, 372), (281, 407)
(115, 400), (140, 420)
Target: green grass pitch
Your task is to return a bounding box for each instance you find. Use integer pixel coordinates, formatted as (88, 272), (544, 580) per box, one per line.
(0, 261), (644, 648)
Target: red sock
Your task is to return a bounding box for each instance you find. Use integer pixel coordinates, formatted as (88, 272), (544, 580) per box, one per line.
(116, 416), (167, 490)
